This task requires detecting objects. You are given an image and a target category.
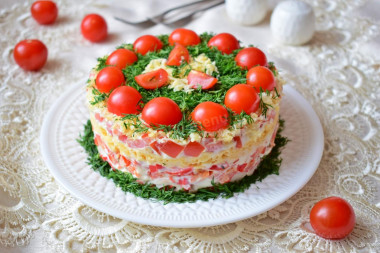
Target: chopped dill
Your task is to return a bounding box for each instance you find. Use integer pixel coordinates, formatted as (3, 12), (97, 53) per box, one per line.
(77, 119), (289, 204)
(273, 87), (281, 99)
(268, 62), (278, 76)
(95, 56), (107, 71)
(228, 109), (254, 130)
(90, 88), (108, 105)
(259, 88), (273, 118)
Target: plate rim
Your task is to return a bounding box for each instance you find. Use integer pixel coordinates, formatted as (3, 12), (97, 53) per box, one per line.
(40, 82), (324, 228)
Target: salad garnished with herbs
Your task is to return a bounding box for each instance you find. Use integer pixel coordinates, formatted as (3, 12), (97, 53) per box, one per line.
(87, 30), (282, 141)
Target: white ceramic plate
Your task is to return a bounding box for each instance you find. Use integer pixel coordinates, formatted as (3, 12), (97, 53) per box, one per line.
(40, 82), (323, 228)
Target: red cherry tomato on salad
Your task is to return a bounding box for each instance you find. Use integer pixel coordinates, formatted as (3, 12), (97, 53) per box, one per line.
(95, 66), (125, 93)
(133, 35), (163, 55)
(81, 14), (107, 42)
(106, 48), (137, 70)
(107, 86), (142, 116)
(13, 39), (48, 71)
(31, 0), (58, 25)
(187, 70), (217, 90)
(142, 97), (182, 127)
(169, 28), (201, 46)
(191, 102), (229, 132)
(224, 84), (260, 114)
(167, 44), (190, 66)
(235, 47), (267, 69)
(208, 33), (240, 54)
(310, 196), (356, 239)
(135, 69), (168, 90)
(246, 66), (276, 92)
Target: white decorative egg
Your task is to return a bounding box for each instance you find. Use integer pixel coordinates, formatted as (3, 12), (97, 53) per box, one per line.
(270, 0), (315, 45)
(225, 0), (268, 26)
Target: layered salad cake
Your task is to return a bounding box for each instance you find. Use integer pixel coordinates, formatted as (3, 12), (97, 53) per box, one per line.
(86, 29), (283, 191)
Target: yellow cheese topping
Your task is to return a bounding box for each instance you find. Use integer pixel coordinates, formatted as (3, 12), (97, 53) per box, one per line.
(143, 53), (218, 93)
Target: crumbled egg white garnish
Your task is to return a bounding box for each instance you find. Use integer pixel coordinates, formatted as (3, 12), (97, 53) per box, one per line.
(143, 53), (218, 93)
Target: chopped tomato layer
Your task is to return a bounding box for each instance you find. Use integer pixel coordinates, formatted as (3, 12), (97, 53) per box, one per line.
(233, 136), (242, 148)
(157, 140), (184, 158)
(187, 70), (217, 90)
(149, 141), (161, 155)
(183, 141), (205, 157)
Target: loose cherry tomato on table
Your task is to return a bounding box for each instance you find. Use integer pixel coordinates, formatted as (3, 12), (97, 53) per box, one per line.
(310, 196), (356, 239)
(107, 86), (142, 116)
(106, 48), (137, 70)
(135, 69), (168, 90)
(246, 66), (276, 92)
(191, 102), (229, 132)
(141, 97), (182, 127)
(133, 35), (163, 55)
(224, 84), (260, 114)
(31, 0), (58, 25)
(95, 66), (125, 93)
(187, 70), (217, 90)
(169, 28), (201, 46)
(13, 39), (48, 71)
(235, 47), (267, 69)
(81, 14), (107, 42)
(208, 33), (240, 54)
(166, 44), (190, 66)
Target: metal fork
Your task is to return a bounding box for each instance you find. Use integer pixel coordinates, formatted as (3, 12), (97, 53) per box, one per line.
(114, 0), (223, 27)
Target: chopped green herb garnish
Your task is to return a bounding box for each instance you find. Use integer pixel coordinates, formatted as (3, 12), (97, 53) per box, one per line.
(90, 88), (108, 105)
(95, 56), (107, 71)
(259, 88), (273, 118)
(77, 119), (288, 204)
(268, 62), (278, 76)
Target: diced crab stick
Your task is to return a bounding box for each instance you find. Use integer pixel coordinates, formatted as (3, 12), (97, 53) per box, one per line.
(166, 167), (193, 176)
(204, 140), (223, 152)
(94, 113), (104, 122)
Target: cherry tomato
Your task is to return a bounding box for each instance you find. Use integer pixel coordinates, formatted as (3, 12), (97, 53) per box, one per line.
(310, 196), (356, 239)
(187, 70), (217, 90)
(107, 86), (142, 116)
(133, 35), (163, 55)
(81, 14), (107, 42)
(142, 97), (182, 127)
(95, 66), (125, 93)
(246, 66), (276, 92)
(31, 0), (58, 25)
(191, 102), (229, 132)
(135, 69), (168, 90)
(235, 47), (267, 69)
(106, 48), (137, 70)
(13, 39), (48, 71)
(169, 28), (201, 46)
(208, 33), (240, 54)
(166, 44), (190, 66)
(224, 84), (260, 114)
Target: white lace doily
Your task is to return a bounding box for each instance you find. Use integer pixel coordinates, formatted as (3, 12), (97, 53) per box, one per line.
(0, 0), (379, 252)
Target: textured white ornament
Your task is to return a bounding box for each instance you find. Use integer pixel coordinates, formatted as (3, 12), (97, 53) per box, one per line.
(270, 0), (315, 45)
(225, 0), (268, 25)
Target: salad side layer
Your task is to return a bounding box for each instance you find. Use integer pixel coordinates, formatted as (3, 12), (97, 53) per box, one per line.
(78, 119), (288, 203)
